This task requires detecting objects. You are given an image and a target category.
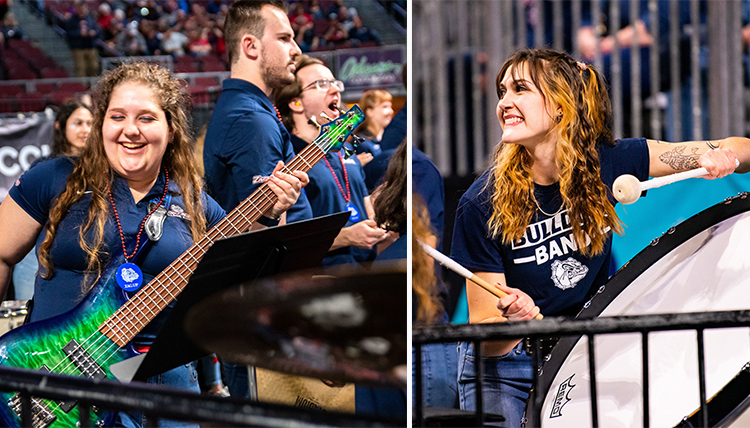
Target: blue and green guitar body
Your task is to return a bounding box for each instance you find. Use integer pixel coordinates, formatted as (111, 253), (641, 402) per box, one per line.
(0, 261), (136, 428)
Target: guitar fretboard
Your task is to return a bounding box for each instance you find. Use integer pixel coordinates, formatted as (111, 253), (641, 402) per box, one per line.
(99, 109), (363, 347)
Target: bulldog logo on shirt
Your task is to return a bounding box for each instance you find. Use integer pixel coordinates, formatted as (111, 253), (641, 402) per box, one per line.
(550, 257), (588, 290)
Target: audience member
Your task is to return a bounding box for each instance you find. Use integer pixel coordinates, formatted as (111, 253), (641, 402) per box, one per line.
(65, 1), (101, 77)
(116, 20), (148, 55)
(162, 26), (188, 56)
(349, 14), (381, 46)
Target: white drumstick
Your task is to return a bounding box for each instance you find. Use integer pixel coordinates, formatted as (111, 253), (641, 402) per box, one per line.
(613, 159), (739, 205)
(417, 240), (543, 320)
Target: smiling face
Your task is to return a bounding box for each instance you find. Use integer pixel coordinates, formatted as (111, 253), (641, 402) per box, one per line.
(366, 100), (393, 132)
(258, 5), (302, 90)
(65, 107), (93, 155)
(496, 63), (557, 148)
(102, 81), (171, 187)
(297, 63), (341, 123)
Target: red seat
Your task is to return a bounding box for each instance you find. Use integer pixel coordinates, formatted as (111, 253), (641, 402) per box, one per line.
(34, 83), (57, 95)
(59, 82), (87, 93)
(201, 61), (226, 72)
(174, 61), (199, 73)
(29, 56), (58, 71)
(16, 93), (47, 112)
(194, 76), (219, 87)
(40, 68), (69, 78)
(188, 85), (210, 105)
(0, 99), (17, 113)
(0, 85), (24, 97)
(48, 91), (77, 106)
(7, 67), (37, 80)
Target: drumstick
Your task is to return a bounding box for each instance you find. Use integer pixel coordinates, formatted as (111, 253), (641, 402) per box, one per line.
(613, 159), (740, 205)
(417, 241), (543, 320)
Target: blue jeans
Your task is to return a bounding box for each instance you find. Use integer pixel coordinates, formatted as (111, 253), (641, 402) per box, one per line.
(115, 362), (200, 428)
(412, 342), (459, 408)
(222, 361), (249, 398)
(457, 341), (532, 428)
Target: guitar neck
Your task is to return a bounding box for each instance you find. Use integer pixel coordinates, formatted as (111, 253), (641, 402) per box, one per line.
(98, 106), (364, 347)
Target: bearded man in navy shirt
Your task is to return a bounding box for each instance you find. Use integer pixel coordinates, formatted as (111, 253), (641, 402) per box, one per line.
(204, 0), (312, 227)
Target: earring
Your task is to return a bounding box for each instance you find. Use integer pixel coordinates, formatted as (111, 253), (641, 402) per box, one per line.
(295, 102), (301, 106)
(556, 114), (562, 122)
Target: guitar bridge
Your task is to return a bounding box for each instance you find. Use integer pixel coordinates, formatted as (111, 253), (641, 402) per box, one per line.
(8, 392), (56, 428)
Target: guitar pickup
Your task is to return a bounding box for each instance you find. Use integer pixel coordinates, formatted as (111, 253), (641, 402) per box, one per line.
(63, 339), (107, 381)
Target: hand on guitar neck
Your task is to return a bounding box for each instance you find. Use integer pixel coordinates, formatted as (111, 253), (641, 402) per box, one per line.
(251, 160), (310, 230)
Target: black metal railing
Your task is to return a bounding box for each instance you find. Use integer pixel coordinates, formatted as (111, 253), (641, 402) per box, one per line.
(412, 310), (750, 427)
(0, 365), (400, 427)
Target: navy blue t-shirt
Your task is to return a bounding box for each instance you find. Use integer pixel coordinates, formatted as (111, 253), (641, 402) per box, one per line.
(291, 134), (376, 266)
(9, 157), (226, 345)
(451, 138), (649, 316)
(203, 78), (312, 222)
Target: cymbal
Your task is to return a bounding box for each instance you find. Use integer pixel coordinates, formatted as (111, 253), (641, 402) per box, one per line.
(185, 261), (407, 388)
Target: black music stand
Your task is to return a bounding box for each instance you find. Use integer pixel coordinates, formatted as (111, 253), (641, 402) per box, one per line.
(129, 212), (350, 381)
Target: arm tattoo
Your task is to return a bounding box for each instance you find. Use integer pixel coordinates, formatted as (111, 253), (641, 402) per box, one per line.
(706, 140), (719, 150)
(658, 145), (701, 170)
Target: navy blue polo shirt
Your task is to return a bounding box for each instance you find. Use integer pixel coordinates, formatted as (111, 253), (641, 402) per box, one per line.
(9, 157), (226, 345)
(203, 78), (312, 222)
(291, 134), (376, 266)
(451, 138), (649, 316)
(379, 103), (406, 152)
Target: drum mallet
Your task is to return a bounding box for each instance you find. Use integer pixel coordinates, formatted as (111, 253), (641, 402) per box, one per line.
(417, 241), (543, 320)
(613, 159), (740, 205)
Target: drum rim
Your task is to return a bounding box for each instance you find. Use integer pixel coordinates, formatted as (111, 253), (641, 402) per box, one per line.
(526, 192), (750, 427)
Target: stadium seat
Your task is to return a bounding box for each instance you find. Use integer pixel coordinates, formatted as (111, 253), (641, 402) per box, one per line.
(16, 92), (46, 112)
(194, 77), (219, 87)
(201, 61), (226, 72)
(59, 82), (87, 93)
(48, 91), (77, 106)
(174, 61), (199, 73)
(34, 83), (56, 95)
(0, 85), (24, 97)
(40, 68), (69, 78)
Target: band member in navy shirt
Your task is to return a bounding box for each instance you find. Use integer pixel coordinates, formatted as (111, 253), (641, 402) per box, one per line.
(450, 48), (750, 427)
(203, 0), (312, 226)
(274, 55), (388, 267)
(0, 62), (305, 428)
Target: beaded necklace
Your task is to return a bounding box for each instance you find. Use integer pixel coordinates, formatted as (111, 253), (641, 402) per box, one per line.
(109, 168), (170, 262)
(323, 151), (351, 203)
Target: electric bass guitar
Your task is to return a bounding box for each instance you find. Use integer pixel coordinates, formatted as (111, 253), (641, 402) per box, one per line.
(0, 106), (364, 428)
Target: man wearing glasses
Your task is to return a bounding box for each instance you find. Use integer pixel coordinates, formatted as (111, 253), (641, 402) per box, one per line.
(204, 0), (313, 227)
(274, 55), (389, 268)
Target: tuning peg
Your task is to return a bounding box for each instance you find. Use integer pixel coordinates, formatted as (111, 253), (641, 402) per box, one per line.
(337, 108), (347, 117)
(342, 145), (356, 159)
(307, 115), (321, 129)
(351, 134), (365, 149)
(319, 112), (334, 122)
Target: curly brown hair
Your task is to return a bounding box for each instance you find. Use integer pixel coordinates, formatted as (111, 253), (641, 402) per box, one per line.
(38, 62), (207, 293)
(487, 49), (622, 257)
(373, 140), (406, 232)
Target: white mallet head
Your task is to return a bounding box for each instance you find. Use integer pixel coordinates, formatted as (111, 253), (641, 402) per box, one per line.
(613, 174), (642, 204)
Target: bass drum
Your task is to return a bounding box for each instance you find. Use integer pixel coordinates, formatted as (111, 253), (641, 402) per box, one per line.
(527, 193), (750, 428)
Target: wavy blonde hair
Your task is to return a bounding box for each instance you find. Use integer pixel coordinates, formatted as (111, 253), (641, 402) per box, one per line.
(487, 49), (621, 257)
(412, 197), (442, 324)
(38, 63), (207, 293)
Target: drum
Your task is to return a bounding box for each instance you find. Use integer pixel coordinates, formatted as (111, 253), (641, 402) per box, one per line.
(527, 192), (750, 428)
(0, 300), (27, 336)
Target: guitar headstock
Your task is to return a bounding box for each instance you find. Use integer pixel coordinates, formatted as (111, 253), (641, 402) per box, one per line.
(312, 105), (365, 155)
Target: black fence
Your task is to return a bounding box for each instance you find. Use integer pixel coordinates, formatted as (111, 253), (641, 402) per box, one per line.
(0, 365), (399, 427)
(413, 310), (750, 427)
